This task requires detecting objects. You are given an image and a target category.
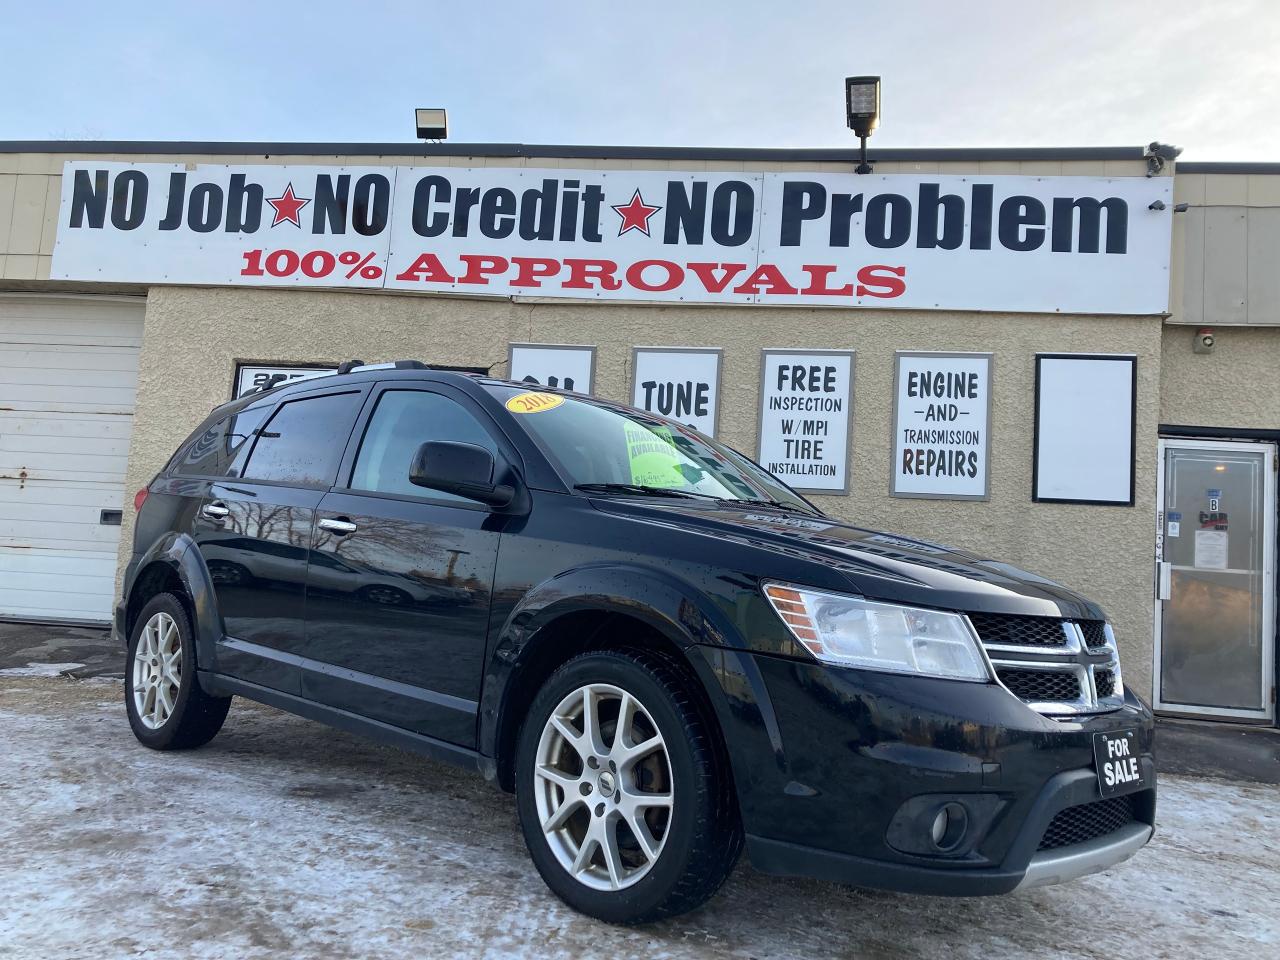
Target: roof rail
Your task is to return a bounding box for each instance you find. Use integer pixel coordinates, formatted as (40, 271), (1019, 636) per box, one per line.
(334, 359), (429, 374)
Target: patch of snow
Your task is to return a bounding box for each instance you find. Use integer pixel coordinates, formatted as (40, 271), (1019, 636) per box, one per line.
(0, 678), (1275, 960)
(0, 661), (85, 677)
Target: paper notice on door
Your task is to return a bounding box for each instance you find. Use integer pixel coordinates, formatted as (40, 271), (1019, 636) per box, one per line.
(1194, 529), (1228, 570)
(1167, 520), (1180, 537)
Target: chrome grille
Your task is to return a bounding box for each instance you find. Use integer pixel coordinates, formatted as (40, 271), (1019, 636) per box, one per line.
(967, 615), (1123, 717)
(1078, 620), (1109, 650)
(997, 668), (1082, 702)
(968, 613), (1069, 648)
(1094, 668), (1116, 698)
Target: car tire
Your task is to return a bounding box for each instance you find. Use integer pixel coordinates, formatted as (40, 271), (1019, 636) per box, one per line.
(515, 649), (742, 924)
(124, 592), (231, 750)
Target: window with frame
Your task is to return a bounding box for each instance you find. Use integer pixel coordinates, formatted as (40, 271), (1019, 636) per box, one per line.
(173, 406), (270, 478)
(241, 392), (363, 486)
(350, 390), (498, 500)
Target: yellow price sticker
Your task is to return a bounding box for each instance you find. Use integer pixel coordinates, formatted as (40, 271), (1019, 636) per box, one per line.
(505, 391), (565, 414)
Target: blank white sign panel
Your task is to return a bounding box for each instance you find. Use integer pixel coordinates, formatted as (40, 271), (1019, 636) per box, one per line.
(1034, 355), (1135, 504)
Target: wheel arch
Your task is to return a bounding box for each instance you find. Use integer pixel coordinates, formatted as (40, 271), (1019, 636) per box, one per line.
(124, 533), (220, 668)
(481, 564), (774, 800)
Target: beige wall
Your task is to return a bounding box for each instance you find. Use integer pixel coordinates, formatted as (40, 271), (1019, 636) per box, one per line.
(122, 286), (1164, 696)
(1160, 323), (1280, 429)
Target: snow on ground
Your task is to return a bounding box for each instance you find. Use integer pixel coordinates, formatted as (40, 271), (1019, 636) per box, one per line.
(0, 662), (86, 678)
(0, 675), (1276, 960)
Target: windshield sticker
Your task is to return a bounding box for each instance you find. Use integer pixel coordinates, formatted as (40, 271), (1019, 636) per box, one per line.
(624, 423), (689, 488)
(505, 391), (565, 414)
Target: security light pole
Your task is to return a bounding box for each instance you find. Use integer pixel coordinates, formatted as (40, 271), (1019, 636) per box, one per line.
(845, 76), (881, 174)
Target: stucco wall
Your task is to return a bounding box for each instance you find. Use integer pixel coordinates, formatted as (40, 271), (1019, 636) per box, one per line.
(122, 286), (1163, 695)
(1160, 323), (1280, 429)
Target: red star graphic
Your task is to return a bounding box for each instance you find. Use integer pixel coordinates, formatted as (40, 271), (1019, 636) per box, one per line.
(265, 183), (311, 228)
(611, 189), (662, 237)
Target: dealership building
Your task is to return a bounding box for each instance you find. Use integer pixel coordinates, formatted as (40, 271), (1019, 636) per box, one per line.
(1, 138), (1277, 726)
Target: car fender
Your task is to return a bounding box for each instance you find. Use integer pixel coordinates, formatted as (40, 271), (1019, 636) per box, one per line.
(127, 532), (221, 668)
(480, 563), (791, 820)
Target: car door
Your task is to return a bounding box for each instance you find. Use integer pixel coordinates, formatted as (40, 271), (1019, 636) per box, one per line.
(192, 386), (366, 694)
(301, 382), (512, 746)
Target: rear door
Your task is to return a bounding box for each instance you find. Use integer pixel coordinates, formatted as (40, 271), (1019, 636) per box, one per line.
(191, 386), (366, 693)
(302, 382), (510, 746)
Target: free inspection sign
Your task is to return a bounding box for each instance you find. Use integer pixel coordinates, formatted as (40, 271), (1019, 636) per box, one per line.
(758, 350), (854, 493)
(52, 161), (1172, 314)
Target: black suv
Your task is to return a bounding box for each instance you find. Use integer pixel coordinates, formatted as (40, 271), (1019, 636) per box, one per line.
(119, 361), (1155, 924)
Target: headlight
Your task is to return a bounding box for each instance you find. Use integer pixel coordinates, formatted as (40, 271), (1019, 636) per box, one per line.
(763, 583), (991, 682)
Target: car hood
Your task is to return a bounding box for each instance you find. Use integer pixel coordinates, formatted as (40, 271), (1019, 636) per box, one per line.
(592, 498), (1107, 620)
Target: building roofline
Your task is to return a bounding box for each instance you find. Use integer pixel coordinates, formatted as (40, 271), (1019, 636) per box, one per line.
(1175, 161), (1280, 175)
(0, 139), (1155, 163)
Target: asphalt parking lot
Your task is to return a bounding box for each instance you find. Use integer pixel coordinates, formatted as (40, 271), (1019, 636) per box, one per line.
(1, 634), (1278, 960)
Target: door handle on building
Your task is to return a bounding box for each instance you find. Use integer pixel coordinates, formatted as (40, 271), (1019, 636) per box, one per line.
(201, 502), (229, 521)
(318, 517), (357, 536)
(1156, 561), (1172, 600)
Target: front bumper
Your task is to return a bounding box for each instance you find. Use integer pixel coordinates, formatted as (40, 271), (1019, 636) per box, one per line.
(694, 648), (1156, 896)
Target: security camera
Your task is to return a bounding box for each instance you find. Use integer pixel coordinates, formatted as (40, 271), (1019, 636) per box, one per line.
(1193, 327), (1216, 354)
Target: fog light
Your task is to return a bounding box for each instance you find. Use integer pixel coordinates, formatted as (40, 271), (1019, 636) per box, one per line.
(930, 802), (968, 851)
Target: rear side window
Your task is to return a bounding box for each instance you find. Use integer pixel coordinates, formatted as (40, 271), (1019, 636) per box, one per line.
(173, 406), (269, 478)
(350, 390), (497, 500)
(241, 392), (362, 486)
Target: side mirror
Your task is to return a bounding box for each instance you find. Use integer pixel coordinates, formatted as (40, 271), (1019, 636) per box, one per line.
(409, 441), (515, 507)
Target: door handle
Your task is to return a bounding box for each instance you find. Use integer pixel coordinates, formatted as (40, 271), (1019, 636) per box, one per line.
(201, 502), (230, 521)
(1157, 561), (1172, 600)
(318, 517), (357, 535)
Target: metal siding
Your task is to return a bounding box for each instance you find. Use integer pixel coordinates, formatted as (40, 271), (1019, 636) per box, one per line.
(0, 297), (144, 622)
(1247, 209), (1280, 325)
(1201, 207), (1248, 325)
(8, 175), (47, 255)
(1180, 207), (1206, 327)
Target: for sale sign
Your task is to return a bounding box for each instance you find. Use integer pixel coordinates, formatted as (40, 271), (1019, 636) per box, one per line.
(758, 350), (854, 493)
(52, 162), (1173, 314)
(891, 352), (993, 500)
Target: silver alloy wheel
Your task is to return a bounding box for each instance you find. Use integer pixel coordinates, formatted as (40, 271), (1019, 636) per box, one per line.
(534, 682), (673, 891)
(132, 611), (182, 730)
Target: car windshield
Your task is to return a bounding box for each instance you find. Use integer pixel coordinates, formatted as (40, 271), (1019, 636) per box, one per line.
(487, 385), (819, 514)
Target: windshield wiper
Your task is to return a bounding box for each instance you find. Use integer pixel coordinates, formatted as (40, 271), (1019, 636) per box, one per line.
(573, 483), (717, 500)
(725, 497), (819, 515)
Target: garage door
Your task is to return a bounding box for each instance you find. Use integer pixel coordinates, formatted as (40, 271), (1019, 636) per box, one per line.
(0, 296), (145, 623)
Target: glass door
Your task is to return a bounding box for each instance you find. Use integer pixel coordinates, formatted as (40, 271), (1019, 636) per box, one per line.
(1155, 439), (1276, 721)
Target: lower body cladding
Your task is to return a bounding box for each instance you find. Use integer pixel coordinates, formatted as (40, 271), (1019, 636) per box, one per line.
(693, 646), (1156, 896)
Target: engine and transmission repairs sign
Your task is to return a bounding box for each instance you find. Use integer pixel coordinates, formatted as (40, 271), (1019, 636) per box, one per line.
(891, 352), (993, 500)
(51, 162), (1172, 314)
(758, 350), (854, 493)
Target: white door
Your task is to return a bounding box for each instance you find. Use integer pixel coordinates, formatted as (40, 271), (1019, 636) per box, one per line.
(1154, 438), (1276, 721)
(0, 295), (145, 623)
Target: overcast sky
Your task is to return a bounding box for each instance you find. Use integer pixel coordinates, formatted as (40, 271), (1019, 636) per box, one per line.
(3, 0), (1277, 160)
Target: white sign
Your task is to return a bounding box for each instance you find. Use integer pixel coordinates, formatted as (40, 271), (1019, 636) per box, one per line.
(234, 364), (333, 398)
(758, 350), (854, 493)
(52, 162), (1173, 314)
(508, 343), (595, 393)
(631, 348), (721, 436)
(1194, 529), (1229, 570)
(1033, 354), (1136, 505)
(892, 352), (992, 499)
